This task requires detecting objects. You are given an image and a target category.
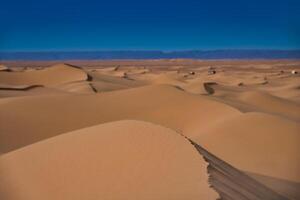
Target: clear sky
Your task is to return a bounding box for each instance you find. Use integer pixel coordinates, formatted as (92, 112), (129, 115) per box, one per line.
(0, 0), (299, 51)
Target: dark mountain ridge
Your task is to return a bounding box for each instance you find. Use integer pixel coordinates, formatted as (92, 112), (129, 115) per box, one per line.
(1, 50), (300, 60)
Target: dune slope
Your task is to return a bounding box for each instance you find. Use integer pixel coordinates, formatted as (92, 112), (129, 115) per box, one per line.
(0, 120), (218, 200)
(0, 84), (239, 153)
(196, 112), (300, 183)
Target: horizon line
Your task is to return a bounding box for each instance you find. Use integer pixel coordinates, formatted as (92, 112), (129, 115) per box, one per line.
(1, 49), (300, 53)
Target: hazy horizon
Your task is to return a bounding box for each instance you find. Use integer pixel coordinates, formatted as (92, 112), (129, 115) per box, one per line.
(1, 49), (300, 60)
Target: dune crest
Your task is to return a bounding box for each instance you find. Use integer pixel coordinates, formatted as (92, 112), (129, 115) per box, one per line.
(0, 63), (88, 86)
(0, 84), (239, 153)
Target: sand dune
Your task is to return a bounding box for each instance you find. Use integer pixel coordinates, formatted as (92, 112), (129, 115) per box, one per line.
(181, 76), (300, 121)
(57, 81), (96, 94)
(87, 71), (145, 92)
(0, 84), (239, 153)
(206, 84), (300, 121)
(150, 72), (187, 85)
(0, 63), (88, 86)
(0, 60), (299, 199)
(0, 120), (218, 200)
(237, 91), (300, 120)
(0, 120), (288, 200)
(0, 65), (10, 71)
(196, 112), (300, 182)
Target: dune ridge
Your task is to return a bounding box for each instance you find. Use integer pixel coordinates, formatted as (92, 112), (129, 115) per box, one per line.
(0, 84), (43, 90)
(0, 63), (88, 86)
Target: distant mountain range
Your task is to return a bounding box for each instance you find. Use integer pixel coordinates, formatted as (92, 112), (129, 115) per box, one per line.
(1, 50), (300, 60)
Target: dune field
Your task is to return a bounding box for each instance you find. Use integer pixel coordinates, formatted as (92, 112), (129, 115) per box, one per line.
(0, 59), (299, 199)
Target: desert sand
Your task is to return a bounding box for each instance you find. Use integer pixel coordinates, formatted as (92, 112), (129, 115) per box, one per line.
(0, 59), (299, 199)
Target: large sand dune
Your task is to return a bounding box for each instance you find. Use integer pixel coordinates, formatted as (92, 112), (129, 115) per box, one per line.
(0, 120), (218, 200)
(0, 60), (299, 199)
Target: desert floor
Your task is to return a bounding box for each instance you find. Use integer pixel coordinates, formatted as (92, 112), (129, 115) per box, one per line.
(0, 59), (299, 199)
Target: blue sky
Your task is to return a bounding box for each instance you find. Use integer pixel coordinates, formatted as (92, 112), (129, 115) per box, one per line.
(0, 0), (299, 51)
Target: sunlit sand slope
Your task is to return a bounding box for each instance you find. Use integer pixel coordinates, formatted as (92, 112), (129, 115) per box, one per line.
(0, 120), (218, 200)
(0, 85), (239, 153)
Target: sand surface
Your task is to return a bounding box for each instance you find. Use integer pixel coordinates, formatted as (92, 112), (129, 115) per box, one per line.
(0, 59), (299, 199)
(0, 120), (218, 200)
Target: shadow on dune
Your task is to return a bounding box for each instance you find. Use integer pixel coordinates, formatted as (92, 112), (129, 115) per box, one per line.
(203, 82), (218, 95)
(188, 139), (288, 200)
(0, 84), (43, 91)
(246, 172), (300, 200)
